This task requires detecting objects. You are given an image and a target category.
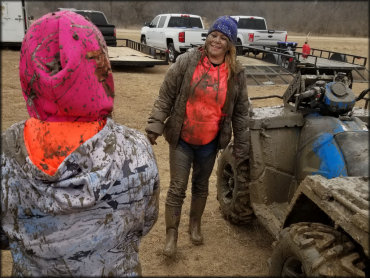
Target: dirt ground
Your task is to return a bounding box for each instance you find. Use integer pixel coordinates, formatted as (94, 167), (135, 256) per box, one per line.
(1, 30), (368, 276)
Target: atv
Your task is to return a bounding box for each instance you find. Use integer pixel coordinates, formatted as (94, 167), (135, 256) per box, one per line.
(216, 65), (369, 276)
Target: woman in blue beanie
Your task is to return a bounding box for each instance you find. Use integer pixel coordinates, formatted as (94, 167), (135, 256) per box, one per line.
(146, 16), (250, 257)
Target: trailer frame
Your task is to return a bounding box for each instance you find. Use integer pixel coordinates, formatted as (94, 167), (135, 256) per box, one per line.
(108, 38), (168, 67)
(239, 44), (369, 86)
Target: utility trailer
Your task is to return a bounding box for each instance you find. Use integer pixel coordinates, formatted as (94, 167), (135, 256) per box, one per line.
(239, 43), (369, 87)
(237, 55), (295, 86)
(1, 1), (167, 68)
(108, 39), (168, 67)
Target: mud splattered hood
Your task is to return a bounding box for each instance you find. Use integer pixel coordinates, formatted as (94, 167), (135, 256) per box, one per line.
(1, 118), (129, 214)
(19, 11), (114, 122)
(1, 118), (159, 276)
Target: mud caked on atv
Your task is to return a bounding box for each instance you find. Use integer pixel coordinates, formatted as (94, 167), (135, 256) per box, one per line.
(216, 67), (369, 276)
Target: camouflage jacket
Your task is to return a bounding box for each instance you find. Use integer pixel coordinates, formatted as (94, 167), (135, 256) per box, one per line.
(145, 48), (250, 160)
(1, 118), (159, 277)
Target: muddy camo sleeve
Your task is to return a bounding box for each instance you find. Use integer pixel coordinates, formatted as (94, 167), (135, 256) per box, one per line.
(137, 132), (160, 236)
(0, 152), (8, 250)
(232, 69), (250, 163)
(143, 139), (160, 236)
(143, 173), (160, 236)
(146, 53), (189, 135)
(1, 133), (12, 250)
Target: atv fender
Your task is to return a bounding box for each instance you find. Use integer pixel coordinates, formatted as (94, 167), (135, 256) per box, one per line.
(283, 175), (369, 257)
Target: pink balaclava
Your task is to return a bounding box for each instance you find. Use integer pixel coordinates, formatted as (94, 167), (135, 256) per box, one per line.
(19, 11), (114, 122)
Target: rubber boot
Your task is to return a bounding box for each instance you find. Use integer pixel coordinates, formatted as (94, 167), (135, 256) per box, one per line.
(189, 196), (207, 245)
(163, 205), (182, 257)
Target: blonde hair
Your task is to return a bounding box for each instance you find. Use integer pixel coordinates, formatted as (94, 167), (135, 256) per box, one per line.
(202, 36), (237, 80)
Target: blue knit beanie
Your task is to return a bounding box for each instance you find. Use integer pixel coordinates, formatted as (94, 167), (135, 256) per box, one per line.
(208, 16), (238, 44)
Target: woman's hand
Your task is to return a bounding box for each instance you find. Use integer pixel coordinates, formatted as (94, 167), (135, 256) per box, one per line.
(146, 132), (159, 145)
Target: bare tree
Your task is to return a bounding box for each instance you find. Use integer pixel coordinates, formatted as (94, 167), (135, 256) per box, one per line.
(25, 1), (368, 36)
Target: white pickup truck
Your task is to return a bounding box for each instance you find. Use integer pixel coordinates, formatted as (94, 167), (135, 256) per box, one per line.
(231, 16), (287, 53)
(140, 14), (208, 62)
(1, 0), (33, 47)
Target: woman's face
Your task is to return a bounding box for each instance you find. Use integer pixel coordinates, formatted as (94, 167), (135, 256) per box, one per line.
(206, 31), (229, 60)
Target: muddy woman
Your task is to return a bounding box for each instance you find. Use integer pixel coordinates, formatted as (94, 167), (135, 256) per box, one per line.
(145, 15), (250, 257)
(1, 11), (159, 276)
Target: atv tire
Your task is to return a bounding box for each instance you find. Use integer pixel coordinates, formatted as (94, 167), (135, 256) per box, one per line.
(168, 43), (179, 63)
(269, 222), (366, 277)
(216, 144), (253, 225)
(141, 35), (146, 45)
(236, 39), (243, 56)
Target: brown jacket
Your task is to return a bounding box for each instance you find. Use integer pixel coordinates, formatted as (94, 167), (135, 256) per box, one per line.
(145, 48), (250, 160)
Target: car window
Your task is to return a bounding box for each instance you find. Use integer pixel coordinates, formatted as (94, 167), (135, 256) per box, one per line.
(157, 16), (167, 28)
(75, 11), (108, 25)
(89, 13), (108, 25)
(237, 18), (266, 30)
(150, 16), (160, 27)
(167, 17), (203, 28)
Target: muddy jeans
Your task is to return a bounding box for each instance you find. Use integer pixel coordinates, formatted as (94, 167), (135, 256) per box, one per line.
(166, 138), (218, 207)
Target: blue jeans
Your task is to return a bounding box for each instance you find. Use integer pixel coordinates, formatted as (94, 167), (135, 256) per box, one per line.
(166, 138), (218, 207)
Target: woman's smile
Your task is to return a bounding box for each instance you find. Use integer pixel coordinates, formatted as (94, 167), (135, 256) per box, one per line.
(207, 31), (229, 62)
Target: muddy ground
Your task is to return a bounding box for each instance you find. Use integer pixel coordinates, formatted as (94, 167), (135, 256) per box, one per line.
(1, 30), (368, 276)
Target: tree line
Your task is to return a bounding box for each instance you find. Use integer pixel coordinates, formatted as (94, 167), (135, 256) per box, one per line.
(25, 1), (368, 37)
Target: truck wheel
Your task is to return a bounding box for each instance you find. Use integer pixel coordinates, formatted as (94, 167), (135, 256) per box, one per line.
(141, 36), (146, 45)
(251, 48), (260, 55)
(236, 39), (243, 56)
(216, 144), (253, 225)
(168, 43), (178, 63)
(269, 222), (367, 277)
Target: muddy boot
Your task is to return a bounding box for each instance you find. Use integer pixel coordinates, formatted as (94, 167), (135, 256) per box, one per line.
(189, 197), (207, 245)
(163, 205), (182, 257)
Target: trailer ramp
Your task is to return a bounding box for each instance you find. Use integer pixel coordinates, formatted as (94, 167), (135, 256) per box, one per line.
(240, 45), (369, 85)
(237, 55), (294, 86)
(244, 65), (294, 86)
(108, 39), (168, 67)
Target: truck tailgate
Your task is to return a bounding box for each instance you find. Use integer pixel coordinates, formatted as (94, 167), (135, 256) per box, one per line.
(96, 24), (115, 36)
(251, 30), (286, 46)
(185, 29), (207, 45)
